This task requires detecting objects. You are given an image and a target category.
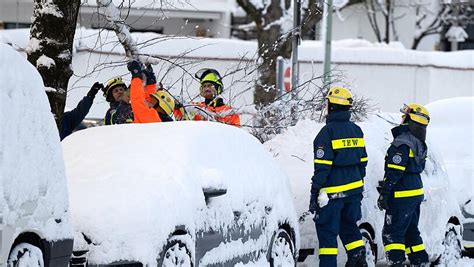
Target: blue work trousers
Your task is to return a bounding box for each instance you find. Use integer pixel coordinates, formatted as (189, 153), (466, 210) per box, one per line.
(382, 200), (429, 265)
(314, 194), (366, 267)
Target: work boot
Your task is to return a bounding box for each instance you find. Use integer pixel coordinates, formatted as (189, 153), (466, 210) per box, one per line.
(411, 262), (430, 267)
(345, 250), (368, 267)
(387, 262), (405, 267)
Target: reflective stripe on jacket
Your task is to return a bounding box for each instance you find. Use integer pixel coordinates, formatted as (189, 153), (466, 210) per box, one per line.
(174, 99), (240, 127)
(311, 111), (368, 199)
(104, 101), (133, 125)
(382, 125), (426, 203)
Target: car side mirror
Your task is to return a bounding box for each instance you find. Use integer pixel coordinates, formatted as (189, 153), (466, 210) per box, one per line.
(203, 187), (227, 204)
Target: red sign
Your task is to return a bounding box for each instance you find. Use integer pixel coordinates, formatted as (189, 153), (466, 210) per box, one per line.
(284, 67), (292, 92)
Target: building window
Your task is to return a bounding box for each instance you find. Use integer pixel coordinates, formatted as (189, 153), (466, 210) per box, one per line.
(2, 22), (30, 29)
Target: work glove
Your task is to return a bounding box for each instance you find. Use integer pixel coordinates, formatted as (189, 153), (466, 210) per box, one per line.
(174, 95), (184, 109)
(143, 64), (156, 85)
(127, 60), (143, 79)
(376, 180), (384, 194)
(87, 82), (104, 98)
(174, 100), (183, 109)
(309, 192), (319, 214)
(377, 194), (389, 211)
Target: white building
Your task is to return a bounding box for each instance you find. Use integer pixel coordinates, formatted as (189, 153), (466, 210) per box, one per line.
(0, 0), (234, 38)
(330, 1), (441, 51)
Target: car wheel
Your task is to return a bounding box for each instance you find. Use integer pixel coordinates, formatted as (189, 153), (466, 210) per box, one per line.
(360, 229), (377, 265)
(7, 243), (44, 267)
(159, 237), (193, 267)
(269, 229), (295, 267)
(434, 222), (462, 265)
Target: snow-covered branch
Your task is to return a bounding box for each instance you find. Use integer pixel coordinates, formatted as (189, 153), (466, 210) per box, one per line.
(96, 0), (139, 60)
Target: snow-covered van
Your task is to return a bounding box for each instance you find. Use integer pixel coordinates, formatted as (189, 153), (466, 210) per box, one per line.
(264, 112), (464, 265)
(426, 97), (474, 256)
(62, 122), (299, 266)
(0, 43), (74, 266)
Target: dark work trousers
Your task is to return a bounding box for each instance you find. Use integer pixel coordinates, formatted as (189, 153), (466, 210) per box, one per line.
(382, 200), (429, 265)
(314, 194), (366, 267)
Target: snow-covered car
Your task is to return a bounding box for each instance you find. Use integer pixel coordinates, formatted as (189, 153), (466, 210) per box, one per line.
(62, 122), (299, 266)
(0, 43), (74, 266)
(426, 97), (474, 256)
(264, 112), (464, 265)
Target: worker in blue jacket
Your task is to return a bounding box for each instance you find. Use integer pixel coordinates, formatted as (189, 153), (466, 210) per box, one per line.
(60, 82), (102, 140)
(309, 87), (368, 267)
(377, 103), (431, 267)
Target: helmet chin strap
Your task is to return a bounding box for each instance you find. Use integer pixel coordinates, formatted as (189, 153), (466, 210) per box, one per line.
(153, 100), (160, 110)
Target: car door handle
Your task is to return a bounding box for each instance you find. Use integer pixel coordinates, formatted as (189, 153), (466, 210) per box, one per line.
(265, 206), (272, 215)
(233, 211), (241, 219)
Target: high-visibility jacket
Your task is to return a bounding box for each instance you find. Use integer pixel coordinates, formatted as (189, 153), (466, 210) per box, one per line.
(382, 125), (426, 204)
(174, 98), (240, 127)
(130, 77), (162, 123)
(104, 101), (133, 126)
(311, 111), (368, 199)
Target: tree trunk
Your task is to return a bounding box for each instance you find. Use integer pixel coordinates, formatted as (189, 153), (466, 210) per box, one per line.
(411, 35), (423, 50)
(384, 0), (391, 43)
(27, 0), (81, 131)
(253, 0), (322, 107)
(253, 0), (288, 107)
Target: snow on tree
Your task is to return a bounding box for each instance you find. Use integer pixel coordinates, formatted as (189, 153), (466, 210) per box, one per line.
(354, 0), (473, 49)
(412, 0), (473, 49)
(362, 0), (400, 43)
(27, 0), (81, 130)
(235, 0), (323, 107)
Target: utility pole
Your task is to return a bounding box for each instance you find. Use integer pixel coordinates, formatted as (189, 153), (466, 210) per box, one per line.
(276, 56), (284, 98)
(16, 0), (19, 28)
(291, 0), (301, 98)
(451, 0), (460, 51)
(323, 0), (333, 86)
(291, 0), (301, 125)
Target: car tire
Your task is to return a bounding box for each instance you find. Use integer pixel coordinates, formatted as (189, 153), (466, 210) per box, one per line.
(159, 237), (193, 267)
(269, 229), (296, 267)
(7, 243), (44, 267)
(433, 223), (462, 265)
(360, 229), (377, 265)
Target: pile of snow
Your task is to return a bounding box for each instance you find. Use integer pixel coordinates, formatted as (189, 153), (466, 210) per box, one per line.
(0, 43), (73, 240)
(426, 97), (474, 205)
(264, 112), (462, 264)
(62, 121), (298, 265)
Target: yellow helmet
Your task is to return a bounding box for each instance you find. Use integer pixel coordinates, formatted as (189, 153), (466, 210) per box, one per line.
(400, 103), (430, 125)
(103, 77), (126, 102)
(326, 86), (353, 106)
(195, 68), (224, 95)
(150, 90), (175, 116)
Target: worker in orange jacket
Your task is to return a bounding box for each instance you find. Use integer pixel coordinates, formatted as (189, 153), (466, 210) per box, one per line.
(128, 60), (175, 123)
(174, 68), (240, 127)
